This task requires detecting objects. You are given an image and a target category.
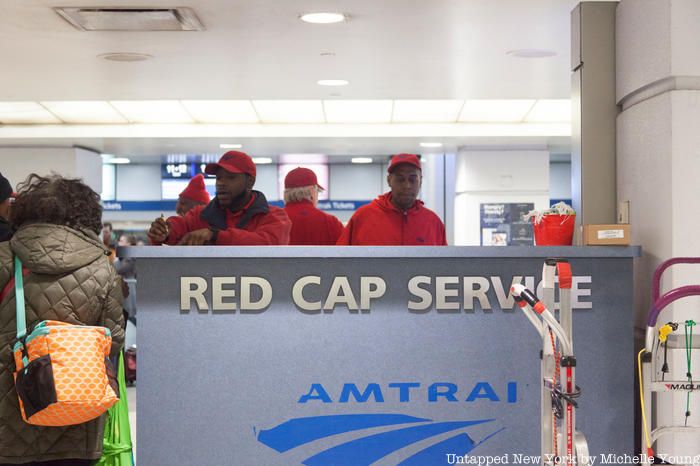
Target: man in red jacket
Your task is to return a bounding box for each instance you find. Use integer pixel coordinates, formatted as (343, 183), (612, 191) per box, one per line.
(148, 151), (291, 245)
(336, 154), (447, 245)
(283, 167), (343, 245)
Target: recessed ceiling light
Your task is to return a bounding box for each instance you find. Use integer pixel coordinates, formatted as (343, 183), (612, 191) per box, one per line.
(351, 157), (373, 164)
(420, 142), (443, 148)
(220, 143), (243, 149)
(299, 12), (347, 24)
(98, 53), (152, 62)
(317, 79), (349, 87)
(105, 157), (131, 164)
(506, 49), (557, 58)
(252, 157), (273, 164)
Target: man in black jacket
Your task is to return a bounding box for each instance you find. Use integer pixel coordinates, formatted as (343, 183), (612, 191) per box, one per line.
(0, 172), (14, 241)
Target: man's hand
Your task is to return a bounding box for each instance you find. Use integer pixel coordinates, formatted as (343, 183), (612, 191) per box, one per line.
(178, 228), (213, 246)
(147, 217), (170, 243)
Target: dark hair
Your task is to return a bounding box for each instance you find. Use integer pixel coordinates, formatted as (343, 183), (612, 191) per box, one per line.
(120, 234), (137, 246)
(10, 174), (103, 234)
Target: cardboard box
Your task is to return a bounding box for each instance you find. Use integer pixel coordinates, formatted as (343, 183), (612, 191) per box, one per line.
(582, 224), (631, 245)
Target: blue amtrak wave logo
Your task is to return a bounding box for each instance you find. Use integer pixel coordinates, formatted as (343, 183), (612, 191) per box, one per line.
(257, 414), (505, 465)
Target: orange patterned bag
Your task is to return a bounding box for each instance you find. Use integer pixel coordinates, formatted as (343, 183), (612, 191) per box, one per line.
(12, 256), (118, 426)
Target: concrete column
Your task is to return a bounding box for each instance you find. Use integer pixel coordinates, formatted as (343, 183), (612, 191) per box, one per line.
(617, 0), (700, 454)
(571, 2), (618, 229)
(0, 146), (102, 193)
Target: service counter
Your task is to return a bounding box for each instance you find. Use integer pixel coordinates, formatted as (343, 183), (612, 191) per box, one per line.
(122, 246), (640, 465)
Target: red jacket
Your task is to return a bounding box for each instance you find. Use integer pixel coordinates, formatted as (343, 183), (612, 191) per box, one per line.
(155, 191), (291, 245)
(284, 200), (344, 245)
(336, 193), (447, 246)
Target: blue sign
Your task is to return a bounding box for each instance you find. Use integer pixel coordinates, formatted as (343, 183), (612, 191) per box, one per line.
(103, 200), (369, 212)
(549, 199), (573, 208)
(317, 200), (370, 211)
(102, 200), (177, 211)
(269, 200), (370, 211)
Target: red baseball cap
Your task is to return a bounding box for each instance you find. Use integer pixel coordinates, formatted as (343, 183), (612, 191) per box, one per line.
(284, 167), (324, 190)
(204, 151), (257, 178)
(388, 153), (422, 173)
(179, 174), (210, 204)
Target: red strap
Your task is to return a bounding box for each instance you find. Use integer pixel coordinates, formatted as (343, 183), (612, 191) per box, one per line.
(0, 267), (29, 304)
(557, 262), (573, 289)
(533, 301), (546, 314)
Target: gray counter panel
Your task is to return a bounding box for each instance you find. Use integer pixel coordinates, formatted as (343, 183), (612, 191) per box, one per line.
(132, 248), (637, 465)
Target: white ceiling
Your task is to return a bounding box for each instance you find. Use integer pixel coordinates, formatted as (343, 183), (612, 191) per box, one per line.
(0, 0), (595, 156)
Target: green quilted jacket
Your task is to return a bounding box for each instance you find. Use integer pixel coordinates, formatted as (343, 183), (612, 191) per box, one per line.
(0, 224), (125, 463)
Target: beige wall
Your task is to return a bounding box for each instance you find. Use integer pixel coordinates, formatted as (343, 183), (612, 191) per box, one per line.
(0, 146), (101, 193)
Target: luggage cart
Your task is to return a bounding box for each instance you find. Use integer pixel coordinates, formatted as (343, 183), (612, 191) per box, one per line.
(511, 258), (589, 465)
(639, 257), (700, 464)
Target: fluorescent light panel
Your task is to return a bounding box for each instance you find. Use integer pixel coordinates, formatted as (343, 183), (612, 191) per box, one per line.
(105, 157), (130, 164)
(0, 102), (61, 124)
(220, 143), (243, 149)
(525, 99), (571, 122)
(392, 100), (463, 123)
(351, 157), (373, 164)
(252, 157), (273, 164)
(300, 12), (346, 24)
(110, 100), (194, 123)
(181, 100), (259, 123)
(324, 100), (392, 123)
(0, 122), (571, 138)
(0, 99), (573, 126)
(252, 100), (325, 123)
(41, 101), (127, 124)
(317, 79), (349, 87)
(458, 99), (535, 122)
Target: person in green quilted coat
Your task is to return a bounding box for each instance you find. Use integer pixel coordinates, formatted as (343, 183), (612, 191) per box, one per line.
(0, 174), (125, 465)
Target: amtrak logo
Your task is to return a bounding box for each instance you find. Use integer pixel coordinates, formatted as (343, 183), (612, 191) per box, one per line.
(257, 414), (504, 465)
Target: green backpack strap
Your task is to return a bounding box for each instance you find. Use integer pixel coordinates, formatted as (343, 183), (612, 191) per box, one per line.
(14, 255), (27, 341)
